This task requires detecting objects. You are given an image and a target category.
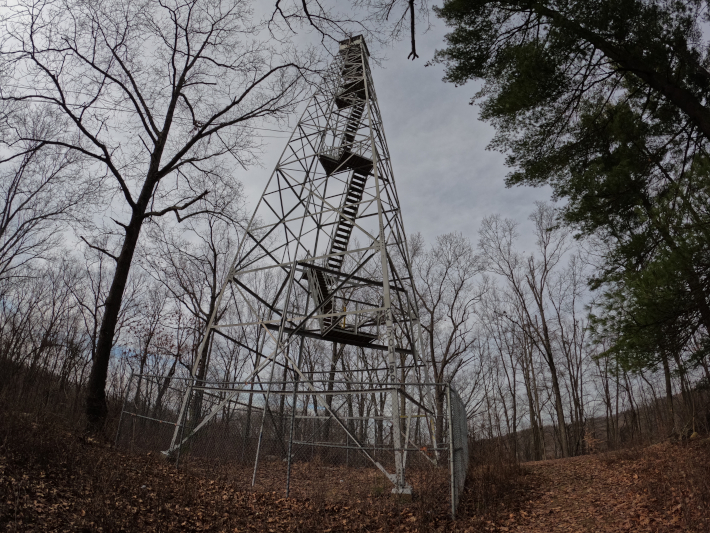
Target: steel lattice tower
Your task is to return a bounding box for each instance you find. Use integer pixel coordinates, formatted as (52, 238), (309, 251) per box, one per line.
(165, 36), (436, 494)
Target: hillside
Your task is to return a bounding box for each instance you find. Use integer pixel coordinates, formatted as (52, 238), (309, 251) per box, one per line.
(1, 412), (709, 532)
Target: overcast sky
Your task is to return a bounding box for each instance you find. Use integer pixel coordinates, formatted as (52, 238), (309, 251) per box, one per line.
(238, 14), (552, 250)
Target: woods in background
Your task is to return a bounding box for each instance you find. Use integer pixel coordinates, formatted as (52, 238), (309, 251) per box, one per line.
(432, 0), (710, 454)
(1, 193), (707, 460)
(2, 0), (710, 460)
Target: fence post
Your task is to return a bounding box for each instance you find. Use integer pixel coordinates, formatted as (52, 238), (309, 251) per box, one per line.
(446, 384), (456, 520)
(175, 381), (192, 469)
(114, 371), (134, 448)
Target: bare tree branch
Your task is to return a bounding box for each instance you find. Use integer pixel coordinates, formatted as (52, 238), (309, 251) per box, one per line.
(143, 190), (209, 221)
(80, 236), (118, 262)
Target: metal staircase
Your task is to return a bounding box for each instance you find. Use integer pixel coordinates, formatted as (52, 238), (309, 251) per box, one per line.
(308, 37), (374, 339)
(298, 39), (382, 338)
(327, 171), (367, 271)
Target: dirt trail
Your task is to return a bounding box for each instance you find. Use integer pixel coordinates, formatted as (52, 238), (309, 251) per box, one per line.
(475, 441), (710, 533)
(511, 455), (656, 532)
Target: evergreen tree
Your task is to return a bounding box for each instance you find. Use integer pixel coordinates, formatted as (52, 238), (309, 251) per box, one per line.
(435, 0), (710, 372)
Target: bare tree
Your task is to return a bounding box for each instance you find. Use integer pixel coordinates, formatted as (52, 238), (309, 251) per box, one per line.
(0, 259), (83, 410)
(142, 185), (246, 378)
(548, 253), (591, 454)
(142, 185), (247, 426)
(479, 287), (523, 457)
(1, 0), (313, 429)
(125, 283), (170, 408)
(0, 107), (90, 279)
(353, 0), (431, 59)
(267, 0), (430, 60)
(479, 203), (573, 457)
(411, 232), (484, 441)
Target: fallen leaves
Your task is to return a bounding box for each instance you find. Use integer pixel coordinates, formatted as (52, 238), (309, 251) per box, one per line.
(1, 410), (709, 532)
(0, 415), (451, 532)
(496, 441), (710, 533)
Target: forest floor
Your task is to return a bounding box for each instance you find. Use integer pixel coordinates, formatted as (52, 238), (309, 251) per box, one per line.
(482, 441), (710, 533)
(1, 410), (709, 532)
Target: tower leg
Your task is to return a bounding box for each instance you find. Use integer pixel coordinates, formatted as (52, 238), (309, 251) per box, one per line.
(385, 309), (411, 495)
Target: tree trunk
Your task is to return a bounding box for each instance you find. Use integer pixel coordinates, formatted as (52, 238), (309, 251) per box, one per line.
(671, 350), (692, 415)
(535, 310), (570, 458)
(153, 354), (178, 419)
(530, 350), (546, 459)
(548, 361), (569, 457)
(189, 289), (218, 429)
(435, 386), (446, 445)
(660, 350), (675, 432)
(85, 210), (146, 429)
(623, 370), (641, 443)
(324, 343), (343, 441)
(84, 147), (172, 430)
(521, 339), (542, 460)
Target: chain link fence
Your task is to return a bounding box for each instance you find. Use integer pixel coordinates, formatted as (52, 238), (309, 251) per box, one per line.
(116, 373), (469, 518)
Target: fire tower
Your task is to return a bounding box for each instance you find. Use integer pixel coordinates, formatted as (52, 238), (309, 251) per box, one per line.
(164, 35), (437, 495)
